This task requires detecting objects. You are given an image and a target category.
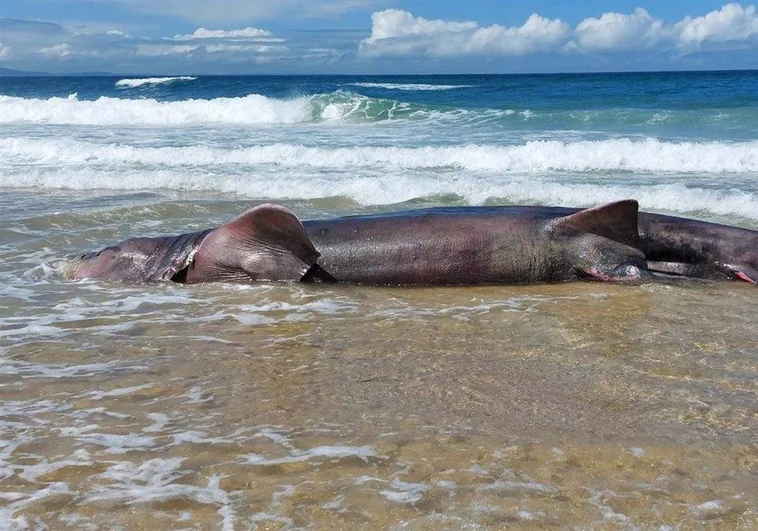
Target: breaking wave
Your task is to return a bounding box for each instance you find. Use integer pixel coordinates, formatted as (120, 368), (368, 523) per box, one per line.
(2, 91), (757, 128)
(0, 93), (313, 125)
(4, 170), (757, 220)
(2, 137), (758, 220)
(115, 76), (197, 88)
(0, 91), (435, 125)
(3, 137), (757, 174)
(348, 82), (473, 91)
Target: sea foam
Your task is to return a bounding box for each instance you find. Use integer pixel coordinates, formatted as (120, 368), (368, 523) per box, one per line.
(1, 92), (755, 129)
(349, 82), (472, 91)
(115, 76), (197, 88)
(2, 137), (758, 219)
(3, 169), (757, 221)
(0, 93), (312, 125)
(0, 92), (425, 125)
(3, 136), (758, 174)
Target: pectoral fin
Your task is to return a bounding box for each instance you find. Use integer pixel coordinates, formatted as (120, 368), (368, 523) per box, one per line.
(569, 233), (654, 283)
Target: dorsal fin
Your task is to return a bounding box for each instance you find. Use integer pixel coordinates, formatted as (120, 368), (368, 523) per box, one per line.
(547, 200), (642, 249)
(223, 203), (320, 273)
(186, 203), (320, 283)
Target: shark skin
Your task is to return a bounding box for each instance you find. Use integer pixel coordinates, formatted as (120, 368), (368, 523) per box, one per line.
(302, 200), (650, 286)
(69, 200), (758, 286)
(304, 204), (758, 285)
(637, 212), (758, 283)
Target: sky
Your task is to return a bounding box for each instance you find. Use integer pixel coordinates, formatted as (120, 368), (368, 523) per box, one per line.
(1, 1), (757, 74)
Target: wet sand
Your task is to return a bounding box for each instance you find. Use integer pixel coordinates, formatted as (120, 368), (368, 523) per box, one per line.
(3, 279), (758, 528)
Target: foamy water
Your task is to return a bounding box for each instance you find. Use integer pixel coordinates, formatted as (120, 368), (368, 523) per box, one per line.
(4, 136), (757, 174)
(2, 135), (757, 220)
(0, 93), (312, 125)
(348, 82), (473, 90)
(115, 76), (197, 88)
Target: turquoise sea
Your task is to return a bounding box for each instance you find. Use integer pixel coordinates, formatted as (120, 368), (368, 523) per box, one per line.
(1, 72), (758, 528)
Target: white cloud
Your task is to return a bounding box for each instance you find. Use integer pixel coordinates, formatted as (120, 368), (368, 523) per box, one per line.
(674, 3), (758, 47)
(2, 3), (758, 73)
(366, 9), (477, 41)
(362, 4), (758, 59)
(572, 8), (664, 51)
(204, 43), (286, 54)
(157, 25), (290, 57)
(361, 10), (569, 57)
(0, 17), (310, 72)
(172, 27), (273, 40)
(39, 43), (73, 57)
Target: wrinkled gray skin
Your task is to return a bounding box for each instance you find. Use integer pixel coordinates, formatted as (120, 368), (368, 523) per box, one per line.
(69, 200), (758, 286)
(304, 200), (650, 285)
(637, 212), (758, 283)
(305, 205), (758, 285)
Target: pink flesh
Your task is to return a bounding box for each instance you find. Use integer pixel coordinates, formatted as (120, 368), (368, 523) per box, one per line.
(735, 271), (756, 284)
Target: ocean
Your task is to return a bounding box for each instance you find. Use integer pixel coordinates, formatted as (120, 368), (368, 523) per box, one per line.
(2, 72), (758, 528)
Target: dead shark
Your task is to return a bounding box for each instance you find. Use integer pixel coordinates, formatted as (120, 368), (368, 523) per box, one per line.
(68, 199), (758, 286)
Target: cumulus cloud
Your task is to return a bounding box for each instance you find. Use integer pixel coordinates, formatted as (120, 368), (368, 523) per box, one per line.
(571, 8), (664, 51)
(39, 43), (74, 57)
(361, 10), (569, 57)
(362, 3), (758, 59)
(673, 3), (758, 48)
(0, 22), (292, 70)
(0, 18), (298, 73)
(367, 9), (477, 41)
(160, 25), (290, 58)
(2, 3), (758, 73)
(172, 27), (274, 40)
(204, 43), (280, 54)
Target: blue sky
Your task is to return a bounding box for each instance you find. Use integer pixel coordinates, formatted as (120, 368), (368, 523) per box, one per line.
(1, 1), (757, 74)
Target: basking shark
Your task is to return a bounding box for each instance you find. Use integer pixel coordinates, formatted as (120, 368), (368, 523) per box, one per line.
(68, 200), (758, 286)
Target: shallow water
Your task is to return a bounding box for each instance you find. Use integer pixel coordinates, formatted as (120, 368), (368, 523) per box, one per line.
(2, 190), (758, 529)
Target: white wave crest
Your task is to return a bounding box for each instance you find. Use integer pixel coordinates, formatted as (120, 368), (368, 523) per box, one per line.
(115, 76), (197, 88)
(2, 137), (758, 220)
(3, 137), (758, 174)
(2, 171), (758, 223)
(0, 93), (314, 125)
(349, 82), (472, 91)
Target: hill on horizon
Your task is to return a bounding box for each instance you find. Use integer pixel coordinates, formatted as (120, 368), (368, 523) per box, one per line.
(0, 66), (119, 77)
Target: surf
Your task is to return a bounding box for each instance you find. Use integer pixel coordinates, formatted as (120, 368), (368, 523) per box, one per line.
(115, 77), (197, 89)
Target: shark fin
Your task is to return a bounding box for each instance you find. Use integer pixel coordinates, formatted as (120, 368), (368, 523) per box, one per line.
(548, 200), (642, 250)
(186, 204), (320, 283)
(567, 233), (654, 282)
